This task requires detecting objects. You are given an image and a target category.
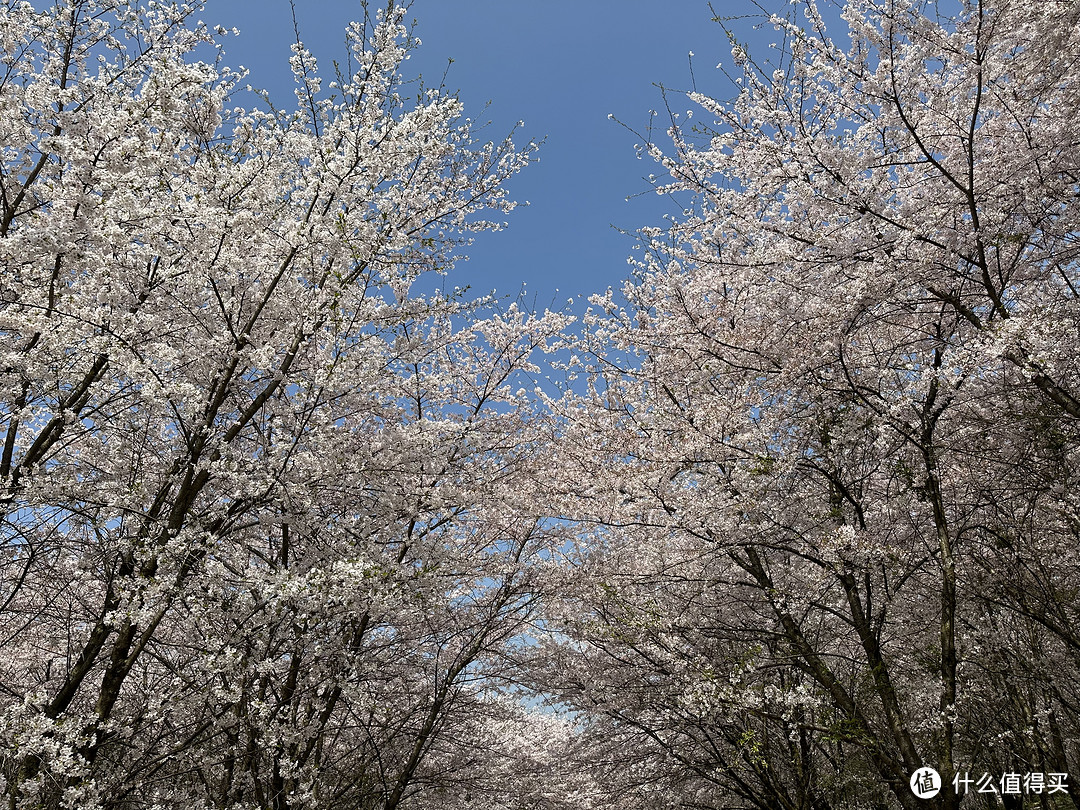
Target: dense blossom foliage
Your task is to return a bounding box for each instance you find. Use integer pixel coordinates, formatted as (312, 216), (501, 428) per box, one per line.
(5, 0), (1080, 808)
(537, 1), (1080, 808)
(0, 1), (580, 808)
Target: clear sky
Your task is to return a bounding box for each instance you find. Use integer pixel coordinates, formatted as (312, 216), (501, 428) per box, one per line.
(198, 1), (783, 308)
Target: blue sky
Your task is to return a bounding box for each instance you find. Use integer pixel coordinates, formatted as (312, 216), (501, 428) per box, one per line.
(199, 1), (783, 308)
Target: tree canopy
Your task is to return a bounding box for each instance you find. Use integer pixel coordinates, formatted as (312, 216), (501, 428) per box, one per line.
(2, 0), (1079, 809)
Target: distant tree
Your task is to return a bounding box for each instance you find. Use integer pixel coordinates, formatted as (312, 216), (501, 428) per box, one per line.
(0, 1), (572, 808)
(537, 1), (1080, 808)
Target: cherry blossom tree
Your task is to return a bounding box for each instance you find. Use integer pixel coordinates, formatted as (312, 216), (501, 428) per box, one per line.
(0, 1), (575, 808)
(538, 1), (1080, 808)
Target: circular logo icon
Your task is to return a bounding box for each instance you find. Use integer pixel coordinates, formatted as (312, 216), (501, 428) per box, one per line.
(910, 767), (941, 799)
